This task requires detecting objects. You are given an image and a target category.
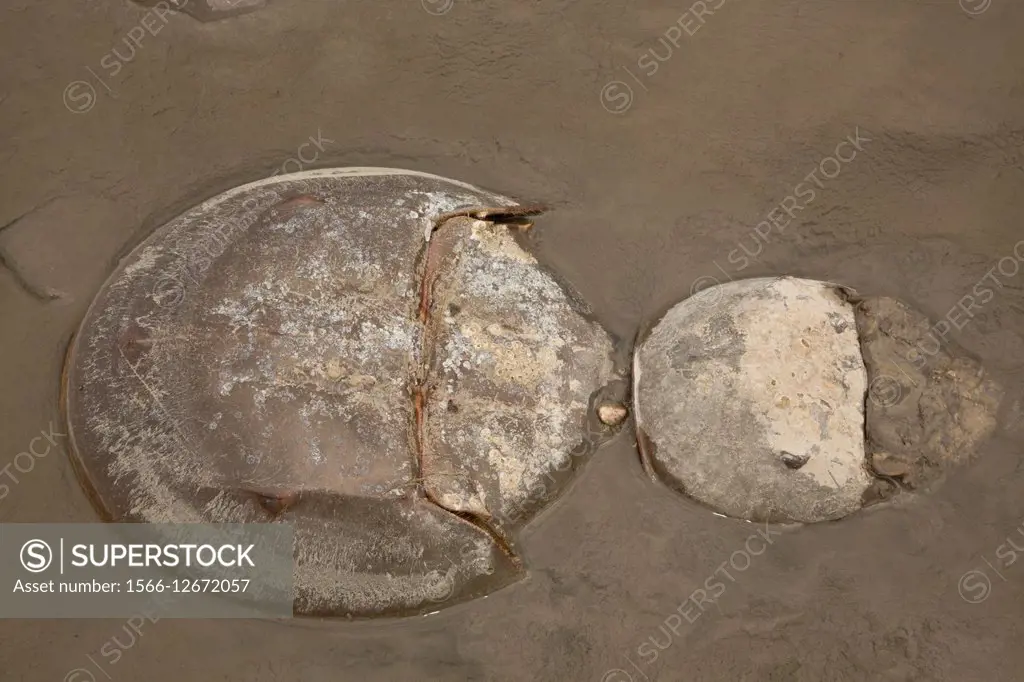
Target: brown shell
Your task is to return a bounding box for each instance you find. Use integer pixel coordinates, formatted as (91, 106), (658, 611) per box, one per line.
(63, 168), (619, 617)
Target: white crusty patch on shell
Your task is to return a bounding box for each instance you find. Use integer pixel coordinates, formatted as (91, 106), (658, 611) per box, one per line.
(425, 223), (614, 521)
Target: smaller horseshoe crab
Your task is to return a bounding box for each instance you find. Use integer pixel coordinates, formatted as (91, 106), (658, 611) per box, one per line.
(633, 276), (1004, 523)
(63, 168), (623, 617)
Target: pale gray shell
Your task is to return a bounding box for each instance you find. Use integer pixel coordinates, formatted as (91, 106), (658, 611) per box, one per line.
(633, 277), (872, 523)
(64, 168), (618, 617)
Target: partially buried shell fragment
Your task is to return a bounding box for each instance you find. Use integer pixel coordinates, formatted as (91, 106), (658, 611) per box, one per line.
(63, 168), (618, 617)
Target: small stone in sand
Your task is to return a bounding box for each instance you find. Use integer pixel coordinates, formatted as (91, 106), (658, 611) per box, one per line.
(597, 403), (628, 426)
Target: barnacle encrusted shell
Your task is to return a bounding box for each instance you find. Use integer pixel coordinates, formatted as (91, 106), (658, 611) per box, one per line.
(63, 168), (618, 617)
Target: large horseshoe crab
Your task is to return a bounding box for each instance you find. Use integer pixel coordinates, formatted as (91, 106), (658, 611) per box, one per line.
(62, 168), (623, 617)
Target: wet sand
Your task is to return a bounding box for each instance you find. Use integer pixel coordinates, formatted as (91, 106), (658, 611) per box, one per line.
(2, 0), (1024, 679)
